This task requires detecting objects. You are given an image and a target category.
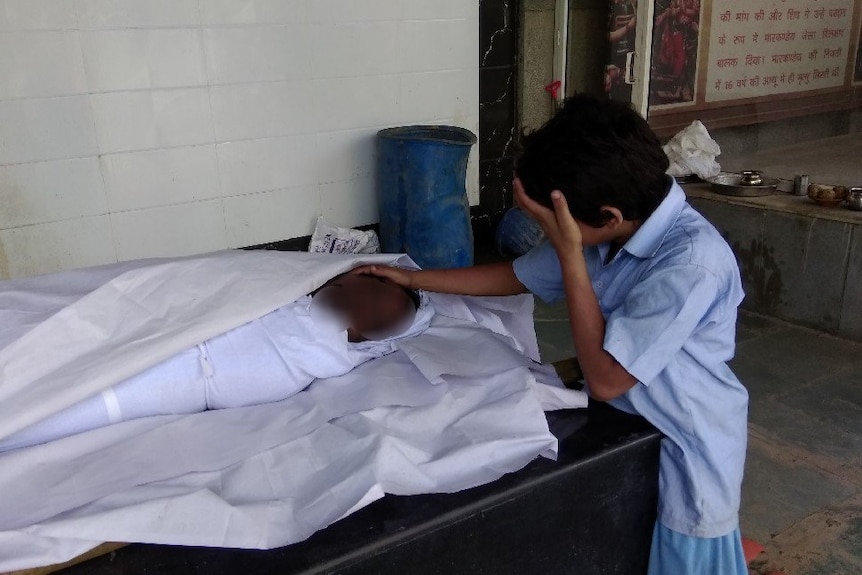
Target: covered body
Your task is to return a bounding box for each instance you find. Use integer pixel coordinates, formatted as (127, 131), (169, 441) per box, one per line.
(0, 251), (587, 571)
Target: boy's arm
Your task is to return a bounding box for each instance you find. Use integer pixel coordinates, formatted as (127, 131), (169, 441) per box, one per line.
(515, 184), (636, 402)
(557, 249), (637, 402)
(353, 261), (528, 297)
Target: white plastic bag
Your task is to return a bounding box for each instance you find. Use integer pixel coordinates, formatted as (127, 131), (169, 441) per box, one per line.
(308, 217), (380, 255)
(663, 120), (722, 180)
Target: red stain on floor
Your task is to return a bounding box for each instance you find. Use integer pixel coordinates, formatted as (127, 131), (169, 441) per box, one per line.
(742, 537), (765, 563)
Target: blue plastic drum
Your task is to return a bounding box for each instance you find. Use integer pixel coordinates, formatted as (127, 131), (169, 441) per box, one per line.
(495, 207), (546, 257)
(377, 126), (477, 269)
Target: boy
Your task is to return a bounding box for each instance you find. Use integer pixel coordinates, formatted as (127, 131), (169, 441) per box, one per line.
(357, 95), (749, 574)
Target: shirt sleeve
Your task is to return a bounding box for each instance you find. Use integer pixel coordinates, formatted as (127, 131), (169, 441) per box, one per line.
(603, 264), (722, 386)
(512, 242), (566, 303)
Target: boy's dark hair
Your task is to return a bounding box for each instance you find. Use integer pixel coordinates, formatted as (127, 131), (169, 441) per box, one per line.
(515, 94), (670, 227)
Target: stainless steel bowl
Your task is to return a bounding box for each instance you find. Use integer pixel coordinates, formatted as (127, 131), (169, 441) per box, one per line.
(740, 170), (763, 185)
(707, 172), (779, 197)
(847, 188), (862, 211)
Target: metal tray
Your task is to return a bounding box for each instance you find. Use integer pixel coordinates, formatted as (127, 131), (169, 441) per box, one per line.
(706, 172), (779, 197)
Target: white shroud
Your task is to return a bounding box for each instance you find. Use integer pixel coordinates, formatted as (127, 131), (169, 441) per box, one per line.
(0, 251), (587, 572)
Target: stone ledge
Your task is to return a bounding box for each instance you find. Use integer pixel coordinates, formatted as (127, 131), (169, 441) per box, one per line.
(683, 182), (862, 226)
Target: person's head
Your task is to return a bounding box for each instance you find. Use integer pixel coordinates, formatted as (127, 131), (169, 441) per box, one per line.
(515, 94), (670, 244)
(312, 273), (420, 342)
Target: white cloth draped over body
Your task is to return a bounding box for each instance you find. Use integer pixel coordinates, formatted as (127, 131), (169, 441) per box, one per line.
(0, 250), (587, 572)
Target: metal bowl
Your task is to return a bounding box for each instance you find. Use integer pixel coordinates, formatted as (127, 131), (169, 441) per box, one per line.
(810, 197), (844, 208)
(847, 188), (862, 211)
(740, 170), (763, 185)
(706, 172), (779, 197)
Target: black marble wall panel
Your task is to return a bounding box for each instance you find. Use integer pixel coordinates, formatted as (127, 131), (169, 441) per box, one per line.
(479, 0), (519, 229)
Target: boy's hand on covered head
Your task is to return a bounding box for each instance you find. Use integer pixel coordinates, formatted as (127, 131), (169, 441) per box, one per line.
(349, 265), (416, 290)
(514, 178), (583, 259)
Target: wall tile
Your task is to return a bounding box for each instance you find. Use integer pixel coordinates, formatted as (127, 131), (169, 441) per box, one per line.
(90, 88), (213, 153)
(311, 75), (401, 131)
(199, 0), (309, 25)
(839, 226), (862, 340)
(75, 0), (199, 29)
(217, 134), (318, 197)
(203, 26), (311, 85)
(111, 200), (227, 260)
(0, 216), (116, 278)
(479, 156), (514, 218)
(0, 0), (77, 30)
(403, 0), (478, 21)
(479, 0), (517, 68)
(313, 128), (377, 184)
(0, 158), (107, 229)
(0, 96), (97, 165)
(461, 114), (481, 205)
(763, 212), (851, 331)
(479, 66), (515, 161)
(210, 81), (316, 141)
(687, 199), (767, 312)
(101, 145), (219, 212)
(400, 69), (477, 123)
(308, 0), (398, 22)
(0, 31), (87, 99)
(400, 19), (479, 72)
(223, 186), (319, 248)
(309, 22), (399, 78)
(80, 29), (205, 92)
(0, 2), (481, 276)
(319, 177), (378, 229)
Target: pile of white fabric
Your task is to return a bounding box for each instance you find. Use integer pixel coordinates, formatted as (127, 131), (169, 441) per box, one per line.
(0, 250), (587, 572)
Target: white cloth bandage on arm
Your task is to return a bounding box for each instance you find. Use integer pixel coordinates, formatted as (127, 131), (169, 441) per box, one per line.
(0, 346), (208, 452)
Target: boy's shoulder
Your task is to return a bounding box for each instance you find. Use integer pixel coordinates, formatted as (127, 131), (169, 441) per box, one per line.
(650, 202), (740, 285)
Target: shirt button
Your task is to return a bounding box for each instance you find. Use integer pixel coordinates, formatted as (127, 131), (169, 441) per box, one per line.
(594, 281), (604, 289)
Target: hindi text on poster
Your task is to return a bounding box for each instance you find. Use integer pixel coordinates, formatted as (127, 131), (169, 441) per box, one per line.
(705, 0), (853, 102)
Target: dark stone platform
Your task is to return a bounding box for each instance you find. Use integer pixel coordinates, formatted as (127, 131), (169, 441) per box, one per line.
(59, 401), (661, 575)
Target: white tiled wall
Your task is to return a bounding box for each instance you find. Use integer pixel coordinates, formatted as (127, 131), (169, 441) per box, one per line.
(0, 0), (480, 279)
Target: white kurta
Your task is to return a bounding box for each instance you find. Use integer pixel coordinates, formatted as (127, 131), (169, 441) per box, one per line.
(0, 293), (435, 452)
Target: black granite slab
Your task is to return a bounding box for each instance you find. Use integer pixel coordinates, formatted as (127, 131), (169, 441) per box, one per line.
(478, 0), (520, 224)
(59, 402), (660, 575)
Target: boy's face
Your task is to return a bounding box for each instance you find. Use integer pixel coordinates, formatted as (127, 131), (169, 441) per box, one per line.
(573, 220), (615, 247)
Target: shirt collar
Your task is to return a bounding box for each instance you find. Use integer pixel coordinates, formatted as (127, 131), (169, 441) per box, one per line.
(621, 179), (686, 259)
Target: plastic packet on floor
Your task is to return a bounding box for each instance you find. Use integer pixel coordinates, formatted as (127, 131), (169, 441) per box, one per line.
(308, 217), (381, 255)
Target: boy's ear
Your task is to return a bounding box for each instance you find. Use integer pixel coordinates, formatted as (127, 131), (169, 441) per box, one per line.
(599, 206), (625, 229)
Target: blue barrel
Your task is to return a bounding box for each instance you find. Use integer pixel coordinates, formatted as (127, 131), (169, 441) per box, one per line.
(495, 207), (545, 257)
(377, 126), (477, 269)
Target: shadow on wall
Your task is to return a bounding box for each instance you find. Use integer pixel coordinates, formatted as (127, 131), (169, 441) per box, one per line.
(731, 238), (783, 316)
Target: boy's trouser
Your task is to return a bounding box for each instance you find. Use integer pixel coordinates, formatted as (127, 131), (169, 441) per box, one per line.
(648, 521), (748, 575)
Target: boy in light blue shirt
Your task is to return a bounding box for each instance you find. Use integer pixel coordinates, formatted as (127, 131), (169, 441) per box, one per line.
(356, 94), (749, 574)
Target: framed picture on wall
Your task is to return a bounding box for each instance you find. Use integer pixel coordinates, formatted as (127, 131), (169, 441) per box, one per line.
(643, 0), (862, 135)
(649, 0), (703, 107)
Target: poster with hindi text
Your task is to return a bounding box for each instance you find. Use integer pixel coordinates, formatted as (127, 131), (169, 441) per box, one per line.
(706, 1), (853, 102)
(646, 0), (861, 135)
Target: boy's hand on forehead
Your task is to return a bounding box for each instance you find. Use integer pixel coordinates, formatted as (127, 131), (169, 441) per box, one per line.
(514, 178), (583, 260)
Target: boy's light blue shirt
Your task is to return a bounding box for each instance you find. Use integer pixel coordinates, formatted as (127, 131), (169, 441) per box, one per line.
(513, 181), (748, 538)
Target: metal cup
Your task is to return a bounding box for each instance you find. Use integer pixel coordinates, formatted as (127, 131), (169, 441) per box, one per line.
(847, 187), (862, 211)
(793, 174), (809, 196)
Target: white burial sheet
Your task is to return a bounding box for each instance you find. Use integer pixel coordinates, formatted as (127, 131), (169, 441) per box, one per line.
(0, 251), (587, 572)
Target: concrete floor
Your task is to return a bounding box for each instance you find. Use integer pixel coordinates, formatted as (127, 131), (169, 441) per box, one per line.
(533, 300), (862, 575)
